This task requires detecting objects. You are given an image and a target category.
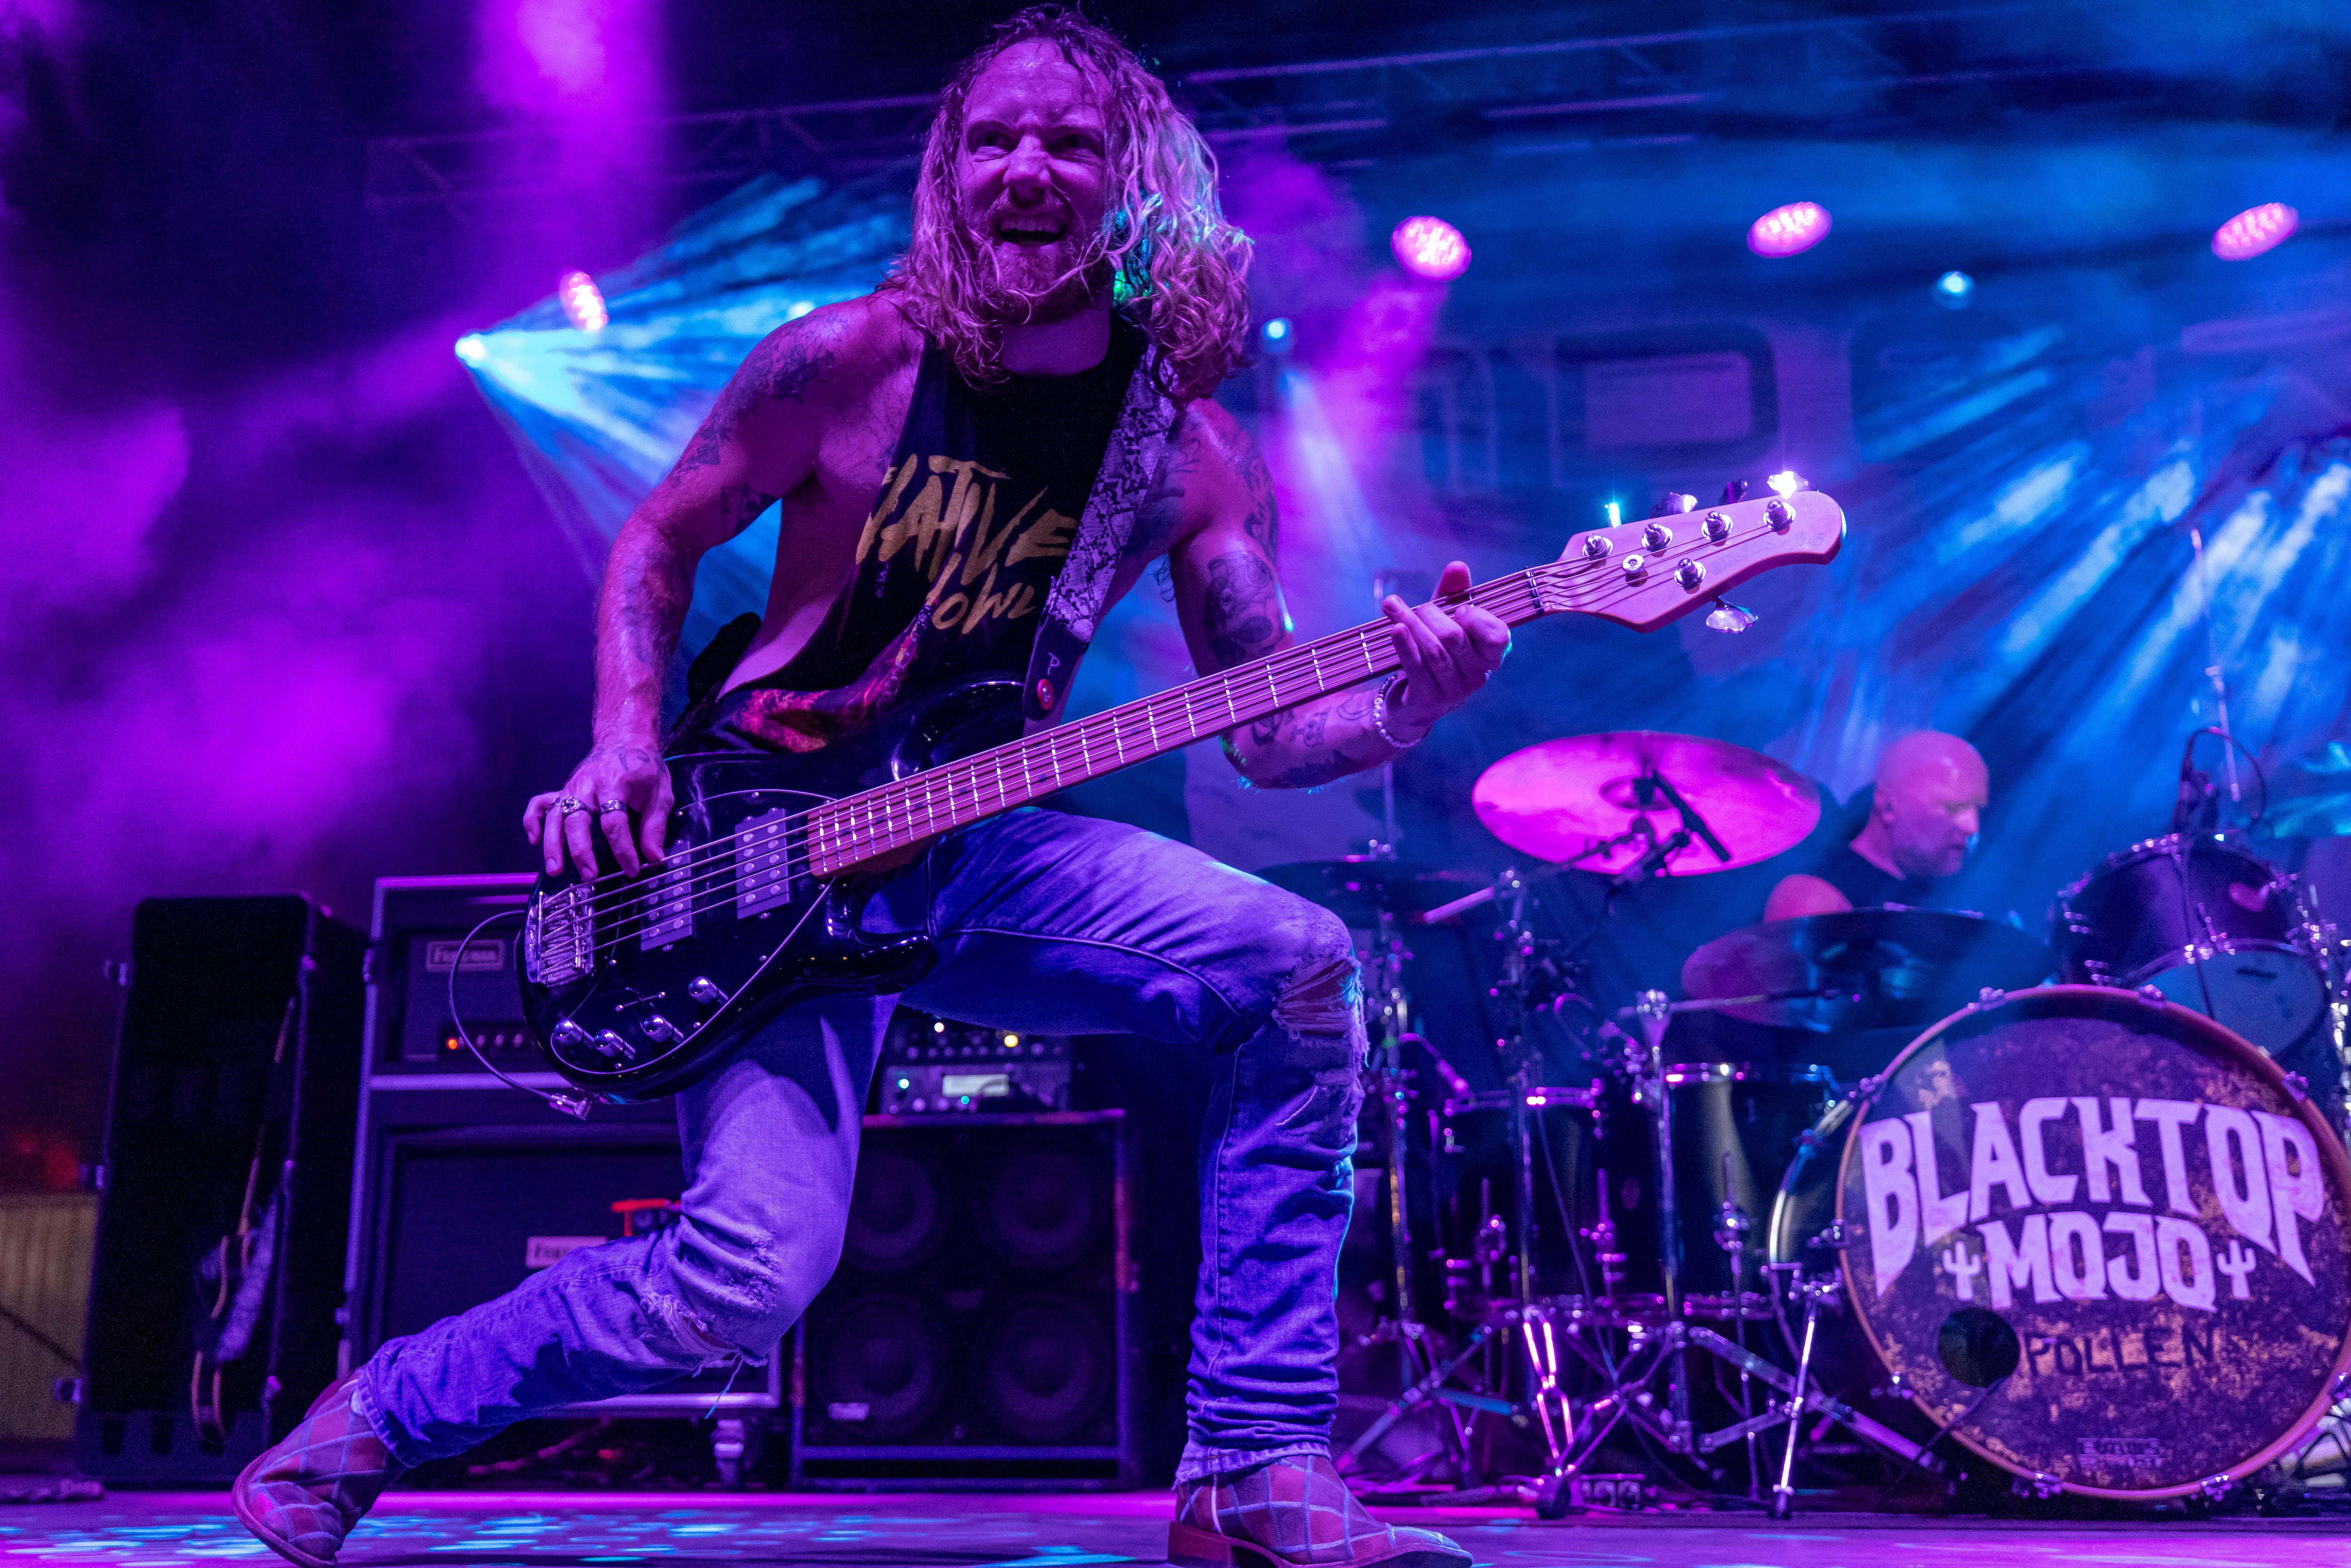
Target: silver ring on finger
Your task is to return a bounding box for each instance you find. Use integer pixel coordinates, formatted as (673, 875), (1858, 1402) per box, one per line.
(556, 795), (588, 815)
(597, 800), (628, 814)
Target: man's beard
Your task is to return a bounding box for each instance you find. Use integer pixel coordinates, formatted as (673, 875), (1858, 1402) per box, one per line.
(970, 231), (1112, 327)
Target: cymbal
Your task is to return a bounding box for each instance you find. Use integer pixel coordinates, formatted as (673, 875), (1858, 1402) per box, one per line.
(1682, 909), (2054, 1033)
(1471, 730), (1820, 875)
(1257, 858), (1483, 925)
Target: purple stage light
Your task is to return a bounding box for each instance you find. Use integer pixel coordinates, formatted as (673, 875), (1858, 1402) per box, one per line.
(1390, 216), (1470, 281)
(1747, 201), (1831, 258)
(557, 269), (608, 332)
(2211, 203), (2297, 261)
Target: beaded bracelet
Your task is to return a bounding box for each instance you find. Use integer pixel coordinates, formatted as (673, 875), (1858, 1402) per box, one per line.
(1373, 673), (1426, 750)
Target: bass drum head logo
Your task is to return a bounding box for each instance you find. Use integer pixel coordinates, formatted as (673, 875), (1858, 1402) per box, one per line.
(1836, 986), (2351, 1497)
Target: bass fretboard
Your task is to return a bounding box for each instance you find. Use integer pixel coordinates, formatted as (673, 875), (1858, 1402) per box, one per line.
(800, 562), (1574, 875)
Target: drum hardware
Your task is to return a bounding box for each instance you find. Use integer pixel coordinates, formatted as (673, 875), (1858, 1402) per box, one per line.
(1337, 1325), (1495, 1472)
(1583, 1171), (1629, 1300)
(1712, 1158), (1761, 1498)
(1333, 847), (1485, 1486)
(1766, 1261), (1846, 1519)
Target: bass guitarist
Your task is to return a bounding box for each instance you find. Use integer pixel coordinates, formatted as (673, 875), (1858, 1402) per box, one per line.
(236, 8), (1504, 1566)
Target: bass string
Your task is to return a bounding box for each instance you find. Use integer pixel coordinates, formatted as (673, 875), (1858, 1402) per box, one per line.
(571, 553), (1704, 930)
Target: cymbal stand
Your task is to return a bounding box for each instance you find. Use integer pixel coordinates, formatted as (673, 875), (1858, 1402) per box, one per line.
(1343, 846), (1474, 1485)
(1766, 1261), (1845, 1520)
(1713, 1157), (1760, 1499)
(1629, 989), (1695, 1450)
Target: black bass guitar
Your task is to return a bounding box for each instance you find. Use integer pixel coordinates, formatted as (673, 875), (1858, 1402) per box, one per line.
(521, 490), (1845, 1101)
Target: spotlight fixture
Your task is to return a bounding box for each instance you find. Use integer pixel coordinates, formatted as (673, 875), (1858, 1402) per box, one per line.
(2211, 203), (2297, 261)
(1766, 470), (1808, 498)
(1747, 201), (1831, 258)
(1259, 316), (1295, 355)
(1391, 216), (1471, 281)
(1933, 270), (1975, 308)
(453, 334), (487, 366)
(557, 269), (609, 332)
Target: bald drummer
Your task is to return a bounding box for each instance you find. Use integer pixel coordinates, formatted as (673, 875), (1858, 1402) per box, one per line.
(1764, 731), (1989, 920)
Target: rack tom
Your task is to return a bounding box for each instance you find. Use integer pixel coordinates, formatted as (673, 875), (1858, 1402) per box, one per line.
(2053, 833), (2324, 1054)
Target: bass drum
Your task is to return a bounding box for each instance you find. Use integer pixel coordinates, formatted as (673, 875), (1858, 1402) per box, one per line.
(1770, 985), (2351, 1500)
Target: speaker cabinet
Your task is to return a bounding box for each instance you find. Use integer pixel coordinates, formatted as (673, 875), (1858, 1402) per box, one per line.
(77, 895), (365, 1482)
(791, 1111), (1138, 1489)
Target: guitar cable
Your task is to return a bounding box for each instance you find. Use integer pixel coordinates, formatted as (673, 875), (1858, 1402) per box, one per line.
(449, 909), (593, 1117)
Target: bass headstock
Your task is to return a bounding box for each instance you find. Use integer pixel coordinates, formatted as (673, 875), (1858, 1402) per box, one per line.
(1540, 489), (1845, 633)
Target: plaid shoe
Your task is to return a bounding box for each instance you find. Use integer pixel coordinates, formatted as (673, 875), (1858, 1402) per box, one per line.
(231, 1374), (403, 1568)
(1169, 1452), (1470, 1568)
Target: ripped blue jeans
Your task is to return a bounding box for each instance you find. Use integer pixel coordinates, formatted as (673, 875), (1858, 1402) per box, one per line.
(356, 808), (1367, 1482)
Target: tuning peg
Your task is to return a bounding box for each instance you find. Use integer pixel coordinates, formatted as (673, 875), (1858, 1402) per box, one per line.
(1650, 492), (1697, 517)
(1720, 480), (1750, 503)
(1705, 599), (1758, 634)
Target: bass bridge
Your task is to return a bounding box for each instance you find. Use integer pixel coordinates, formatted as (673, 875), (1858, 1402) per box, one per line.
(524, 882), (595, 986)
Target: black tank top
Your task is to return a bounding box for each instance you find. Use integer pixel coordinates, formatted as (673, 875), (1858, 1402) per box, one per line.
(1811, 843), (1946, 909)
(711, 319), (1144, 754)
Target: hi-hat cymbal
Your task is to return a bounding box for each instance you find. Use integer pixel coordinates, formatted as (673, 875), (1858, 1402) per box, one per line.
(1256, 858), (1484, 926)
(1681, 909), (2054, 1033)
(1471, 730), (1820, 875)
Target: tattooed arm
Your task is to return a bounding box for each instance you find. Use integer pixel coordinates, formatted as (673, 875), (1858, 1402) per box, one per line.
(525, 302), (867, 875)
(1162, 404), (1511, 790)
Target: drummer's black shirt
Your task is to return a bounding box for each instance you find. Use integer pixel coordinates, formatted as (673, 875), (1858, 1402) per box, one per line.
(1813, 842), (1947, 910)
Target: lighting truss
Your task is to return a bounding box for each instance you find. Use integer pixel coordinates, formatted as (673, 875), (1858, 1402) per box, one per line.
(363, 2), (2154, 228)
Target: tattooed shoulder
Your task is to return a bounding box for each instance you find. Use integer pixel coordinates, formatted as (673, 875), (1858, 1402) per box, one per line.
(742, 321), (839, 405)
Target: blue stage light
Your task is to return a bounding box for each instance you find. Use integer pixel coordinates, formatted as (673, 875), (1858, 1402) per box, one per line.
(454, 173), (912, 648)
(1260, 316), (1294, 355)
(1934, 270), (1976, 308)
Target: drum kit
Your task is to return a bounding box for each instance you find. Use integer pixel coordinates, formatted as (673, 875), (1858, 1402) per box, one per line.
(1265, 729), (2351, 1516)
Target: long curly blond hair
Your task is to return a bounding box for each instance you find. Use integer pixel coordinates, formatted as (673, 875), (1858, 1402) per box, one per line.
(882, 6), (1253, 405)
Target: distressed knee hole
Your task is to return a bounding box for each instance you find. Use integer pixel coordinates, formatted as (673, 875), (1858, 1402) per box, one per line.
(1272, 953), (1361, 1042)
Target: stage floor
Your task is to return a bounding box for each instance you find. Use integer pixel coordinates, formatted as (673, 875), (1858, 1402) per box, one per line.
(0, 1490), (2345, 1567)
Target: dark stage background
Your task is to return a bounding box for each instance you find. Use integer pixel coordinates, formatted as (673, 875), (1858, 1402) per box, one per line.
(4, 1), (2350, 1195)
